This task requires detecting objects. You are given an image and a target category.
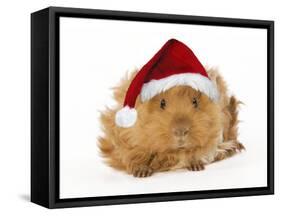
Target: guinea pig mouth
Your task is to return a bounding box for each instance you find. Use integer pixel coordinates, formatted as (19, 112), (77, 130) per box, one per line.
(175, 140), (189, 149)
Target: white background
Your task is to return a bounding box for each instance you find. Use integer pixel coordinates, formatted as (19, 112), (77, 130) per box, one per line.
(60, 17), (267, 198)
(0, 0), (280, 215)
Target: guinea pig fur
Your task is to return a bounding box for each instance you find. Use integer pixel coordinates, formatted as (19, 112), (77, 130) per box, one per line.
(98, 68), (245, 177)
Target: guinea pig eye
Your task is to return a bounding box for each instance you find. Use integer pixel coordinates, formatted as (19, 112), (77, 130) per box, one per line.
(192, 98), (198, 108)
(160, 99), (166, 109)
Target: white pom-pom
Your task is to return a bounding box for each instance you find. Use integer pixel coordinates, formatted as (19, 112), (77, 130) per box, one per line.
(115, 106), (137, 128)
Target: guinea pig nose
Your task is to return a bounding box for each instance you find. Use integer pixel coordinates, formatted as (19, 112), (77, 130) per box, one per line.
(173, 127), (189, 137)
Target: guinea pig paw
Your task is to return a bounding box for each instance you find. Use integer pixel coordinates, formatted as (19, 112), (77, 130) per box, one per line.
(236, 142), (245, 152)
(225, 141), (245, 156)
(132, 165), (153, 178)
(186, 161), (205, 171)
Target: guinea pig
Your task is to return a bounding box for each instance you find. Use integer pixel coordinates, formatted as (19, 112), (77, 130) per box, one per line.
(98, 67), (244, 177)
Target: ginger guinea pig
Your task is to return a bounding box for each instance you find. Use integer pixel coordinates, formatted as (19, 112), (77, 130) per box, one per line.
(98, 39), (244, 177)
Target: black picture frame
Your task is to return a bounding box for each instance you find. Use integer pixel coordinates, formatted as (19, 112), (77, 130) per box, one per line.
(31, 6), (274, 209)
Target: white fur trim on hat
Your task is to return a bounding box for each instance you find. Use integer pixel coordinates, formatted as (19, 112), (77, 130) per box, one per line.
(115, 106), (137, 128)
(140, 73), (219, 102)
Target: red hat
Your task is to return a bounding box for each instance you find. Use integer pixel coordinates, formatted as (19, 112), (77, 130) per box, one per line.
(115, 39), (219, 127)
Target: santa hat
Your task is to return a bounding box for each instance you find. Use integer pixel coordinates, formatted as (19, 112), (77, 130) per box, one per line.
(115, 39), (219, 128)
